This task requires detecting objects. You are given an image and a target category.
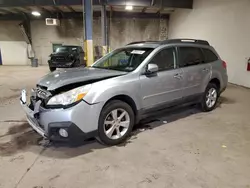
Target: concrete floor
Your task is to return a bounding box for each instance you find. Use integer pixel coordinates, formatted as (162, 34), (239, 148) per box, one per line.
(0, 66), (249, 188)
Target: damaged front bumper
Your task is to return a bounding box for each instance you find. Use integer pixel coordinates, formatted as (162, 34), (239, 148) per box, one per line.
(48, 60), (74, 68)
(20, 89), (101, 142)
(20, 99), (47, 138)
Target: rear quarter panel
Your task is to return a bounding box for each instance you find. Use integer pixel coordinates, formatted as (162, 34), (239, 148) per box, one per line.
(200, 46), (228, 93)
(210, 46), (228, 92)
(211, 60), (228, 92)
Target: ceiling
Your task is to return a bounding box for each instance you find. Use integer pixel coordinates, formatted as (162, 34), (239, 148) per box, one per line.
(0, 0), (193, 19)
(0, 5), (175, 15)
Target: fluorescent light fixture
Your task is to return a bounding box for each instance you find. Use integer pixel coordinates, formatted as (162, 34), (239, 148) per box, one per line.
(125, 5), (133, 10)
(31, 11), (41, 16)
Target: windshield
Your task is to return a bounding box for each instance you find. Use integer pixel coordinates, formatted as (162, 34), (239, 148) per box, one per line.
(92, 48), (154, 72)
(56, 46), (78, 53)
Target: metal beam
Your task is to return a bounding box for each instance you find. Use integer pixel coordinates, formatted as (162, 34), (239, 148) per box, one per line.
(0, 8), (15, 14)
(66, 5), (76, 12)
(156, 8), (162, 14)
(0, 11), (169, 20)
(0, 10), (6, 14)
(0, 0), (193, 9)
(101, 4), (108, 55)
(153, 0), (193, 9)
(142, 7), (147, 13)
(19, 14), (32, 44)
(84, 0), (94, 65)
(106, 0), (152, 6)
(22, 6), (32, 12)
(53, 6), (63, 13)
(39, 6), (53, 14)
(12, 8), (25, 14)
(108, 11), (169, 19)
(52, 6), (64, 18)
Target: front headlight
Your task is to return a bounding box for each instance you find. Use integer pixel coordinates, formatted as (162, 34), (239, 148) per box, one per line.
(47, 84), (92, 106)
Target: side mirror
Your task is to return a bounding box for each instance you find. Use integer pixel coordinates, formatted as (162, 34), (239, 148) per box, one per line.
(146, 64), (159, 75)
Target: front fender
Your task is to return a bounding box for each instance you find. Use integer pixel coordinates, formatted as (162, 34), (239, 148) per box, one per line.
(84, 76), (142, 110)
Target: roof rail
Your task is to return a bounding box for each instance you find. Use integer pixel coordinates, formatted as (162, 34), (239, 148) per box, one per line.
(161, 39), (210, 46)
(127, 41), (159, 45)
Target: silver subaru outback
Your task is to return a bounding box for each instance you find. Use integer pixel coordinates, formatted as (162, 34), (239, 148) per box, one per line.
(20, 39), (228, 145)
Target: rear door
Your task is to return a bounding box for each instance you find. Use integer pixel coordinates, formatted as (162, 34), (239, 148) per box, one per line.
(178, 46), (211, 97)
(140, 47), (184, 110)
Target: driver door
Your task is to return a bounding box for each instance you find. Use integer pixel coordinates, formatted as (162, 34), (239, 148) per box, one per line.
(139, 47), (184, 110)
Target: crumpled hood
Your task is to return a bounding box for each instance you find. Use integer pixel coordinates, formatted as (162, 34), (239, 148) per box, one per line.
(38, 67), (127, 91)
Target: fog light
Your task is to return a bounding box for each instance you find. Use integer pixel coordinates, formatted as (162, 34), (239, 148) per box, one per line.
(59, 128), (68, 138)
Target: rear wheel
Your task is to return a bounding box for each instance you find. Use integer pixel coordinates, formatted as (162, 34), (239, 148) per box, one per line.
(96, 100), (134, 145)
(200, 83), (219, 112)
(49, 66), (56, 72)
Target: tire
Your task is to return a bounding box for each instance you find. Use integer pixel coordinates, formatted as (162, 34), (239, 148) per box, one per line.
(96, 100), (135, 146)
(49, 67), (56, 72)
(200, 83), (219, 112)
(73, 60), (81, 67)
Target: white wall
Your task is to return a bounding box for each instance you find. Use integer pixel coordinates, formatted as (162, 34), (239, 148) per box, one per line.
(31, 17), (168, 65)
(0, 21), (28, 65)
(31, 19), (87, 65)
(0, 41), (29, 65)
(169, 0), (250, 88)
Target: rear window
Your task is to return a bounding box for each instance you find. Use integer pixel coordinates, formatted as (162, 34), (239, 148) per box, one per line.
(178, 47), (204, 67)
(202, 48), (218, 63)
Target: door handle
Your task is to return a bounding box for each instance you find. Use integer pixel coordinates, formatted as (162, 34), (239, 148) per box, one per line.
(174, 73), (182, 79)
(202, 68), (209, 72)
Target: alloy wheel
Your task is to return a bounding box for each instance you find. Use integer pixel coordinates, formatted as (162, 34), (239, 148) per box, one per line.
(206, 88), (217, 108)
(104, 108), (130, 140)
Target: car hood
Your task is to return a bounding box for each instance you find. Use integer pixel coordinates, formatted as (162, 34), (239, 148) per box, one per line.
(38, 67), (127, 91)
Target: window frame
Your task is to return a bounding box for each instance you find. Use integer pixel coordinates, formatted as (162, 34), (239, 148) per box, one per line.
(176, 46), (205, 68)
(146, 47), (177, 72)
(201, 48), (219, 63)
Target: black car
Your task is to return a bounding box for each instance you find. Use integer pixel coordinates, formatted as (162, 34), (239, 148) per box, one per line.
(48, 45), (86, 71)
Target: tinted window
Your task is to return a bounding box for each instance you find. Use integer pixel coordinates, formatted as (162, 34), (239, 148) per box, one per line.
(150, 48), (175, 71)
(203, 48), (218, 63)
(179, 47), (204, 67)
(56, 46), (77, 53)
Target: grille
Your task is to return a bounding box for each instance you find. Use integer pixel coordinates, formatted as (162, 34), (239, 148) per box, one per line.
(33, 86), (52, 107)
(52, 56), (71, 62)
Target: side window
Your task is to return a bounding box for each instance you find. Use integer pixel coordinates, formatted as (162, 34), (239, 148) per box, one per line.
(178, 47), (204, 67)
(202, 48), (218, 63)
(150, 48), (175, 71)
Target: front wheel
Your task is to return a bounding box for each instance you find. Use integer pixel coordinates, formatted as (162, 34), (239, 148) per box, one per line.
(96, 100), (135, 146)
(200, 83), (219, 112)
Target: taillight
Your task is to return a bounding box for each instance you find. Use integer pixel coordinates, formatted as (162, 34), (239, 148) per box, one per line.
(222, 61), (227, 69)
